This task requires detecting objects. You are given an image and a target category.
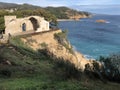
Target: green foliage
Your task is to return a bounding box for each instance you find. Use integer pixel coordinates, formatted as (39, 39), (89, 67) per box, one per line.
(54, 30), (68, 40)
(40, 42), (48, 48)
(0, 10), (10, 31)
(13, 9), (57, 25)
(0, 10), (10, 17)
(79, 11), (92, 17)
(0, 39), (82, 90)
(0, 69), (11, 77)
(45, 7), (69, 19)
(99, 53), (120, 82)
(0, 40), (120, 89)
(54, 30), (74, 54)
(54, 30), (68, 48)
(84, 61), (106, 83)
(9, 37), (46, 60)
(53, 59), (81, 80)
(0, 17), (5, 31)
(45, 7), (92, 19)
(9, 36), (28, 48)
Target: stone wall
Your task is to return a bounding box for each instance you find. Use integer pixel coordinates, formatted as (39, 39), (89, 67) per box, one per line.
(4, 16), (16, 27)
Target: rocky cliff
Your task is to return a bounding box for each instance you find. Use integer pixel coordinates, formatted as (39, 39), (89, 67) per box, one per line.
(20, 30), (95, 70)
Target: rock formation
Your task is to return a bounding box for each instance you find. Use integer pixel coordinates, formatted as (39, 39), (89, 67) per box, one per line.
(20, 29), (97, 70)
(96, 19), (107, 23)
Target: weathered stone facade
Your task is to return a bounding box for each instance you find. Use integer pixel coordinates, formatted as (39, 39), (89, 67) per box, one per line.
(4, 16), (49, 36)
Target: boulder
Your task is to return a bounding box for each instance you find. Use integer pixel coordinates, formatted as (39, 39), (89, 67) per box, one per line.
(96, 19), (107, 23)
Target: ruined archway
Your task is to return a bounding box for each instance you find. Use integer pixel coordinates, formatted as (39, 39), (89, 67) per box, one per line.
(29, 17), (39, 31)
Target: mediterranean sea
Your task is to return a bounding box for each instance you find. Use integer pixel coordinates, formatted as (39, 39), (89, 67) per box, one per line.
(58, 14), (120, 59)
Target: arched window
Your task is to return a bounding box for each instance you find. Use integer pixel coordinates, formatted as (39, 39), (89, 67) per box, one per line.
(22, 23), (26, 31)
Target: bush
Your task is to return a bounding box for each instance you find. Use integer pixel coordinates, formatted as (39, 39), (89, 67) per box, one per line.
(99, 53), (120, 82)
(0, 69), (11, 77)
(54, 30), (74, 54)
(9, 37), (42, 60)
(54, 30), (68, 43)
(40, 42), (48, 48)
(53, 59), (81, 80)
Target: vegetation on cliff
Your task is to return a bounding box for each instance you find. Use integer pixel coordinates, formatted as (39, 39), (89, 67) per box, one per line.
(99, 54), (120, 83)
(0, 31), (120, 89)
(54, 30), (74, 54)
(0, 37), (82, 89)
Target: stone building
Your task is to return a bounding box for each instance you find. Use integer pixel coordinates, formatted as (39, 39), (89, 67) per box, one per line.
(4, 16), (49, 36)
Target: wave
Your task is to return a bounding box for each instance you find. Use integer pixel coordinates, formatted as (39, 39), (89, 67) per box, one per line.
(72, 45), (96, 60)
(72, 45), (77, 51)
(84, 54), (95, 60)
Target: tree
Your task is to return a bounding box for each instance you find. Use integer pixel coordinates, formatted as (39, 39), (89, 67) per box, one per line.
(0, 17), (5, 31)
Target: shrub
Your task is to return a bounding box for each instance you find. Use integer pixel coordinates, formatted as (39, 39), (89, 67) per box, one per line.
(54, 30), (74, 54)
(9, 37), (42, 60)
(0, 69), (11, 77)
(40, 42), (48, 48)
(84, 63), (94, 79)
(9, 36), (28, 48)
(53, 59), (81, 80)
(99, 53), (120, 82)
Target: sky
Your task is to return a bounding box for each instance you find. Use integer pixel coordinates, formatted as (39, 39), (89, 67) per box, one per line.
(0, 0), (120, 15)
(0, 0), (120, 7)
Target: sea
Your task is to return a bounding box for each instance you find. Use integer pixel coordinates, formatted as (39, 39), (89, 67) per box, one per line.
(58, 14), (120, 59)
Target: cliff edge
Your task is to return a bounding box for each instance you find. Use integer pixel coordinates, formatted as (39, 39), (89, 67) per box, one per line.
(20, 30), (95, 70)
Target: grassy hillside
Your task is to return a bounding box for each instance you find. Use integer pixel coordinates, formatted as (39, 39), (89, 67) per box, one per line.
(0, 37), (120, 90)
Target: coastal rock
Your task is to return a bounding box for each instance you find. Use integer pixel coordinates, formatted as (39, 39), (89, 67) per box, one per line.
(96, 19), (107, 23)
(21, 30), (98, 70)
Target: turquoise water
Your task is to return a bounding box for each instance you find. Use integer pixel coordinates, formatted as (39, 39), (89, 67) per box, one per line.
(58, 15), (120, 59)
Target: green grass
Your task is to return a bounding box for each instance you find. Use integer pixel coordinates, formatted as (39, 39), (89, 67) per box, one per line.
(0, 45), (85, 90)
(0, 37), (120, 90)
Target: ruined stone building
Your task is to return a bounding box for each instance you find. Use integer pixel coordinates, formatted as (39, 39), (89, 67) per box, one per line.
(4, 16), (49, 36)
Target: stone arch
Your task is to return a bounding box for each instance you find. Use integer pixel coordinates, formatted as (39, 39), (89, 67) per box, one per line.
(29, 17), (39, 31)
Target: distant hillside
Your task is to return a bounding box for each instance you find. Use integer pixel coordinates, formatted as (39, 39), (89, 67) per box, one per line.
(0, 2), (19, 9)
(0, 2), (92, 19)
(0, 2), (41, 10)
(45, 6), (92, 19)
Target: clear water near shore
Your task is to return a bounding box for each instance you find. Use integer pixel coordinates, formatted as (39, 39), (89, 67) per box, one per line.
(58, 14), (120, 59)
